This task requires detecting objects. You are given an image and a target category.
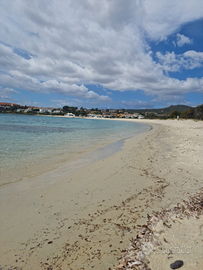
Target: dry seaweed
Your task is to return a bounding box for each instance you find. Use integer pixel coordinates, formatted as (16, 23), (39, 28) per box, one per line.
(113, 189), (203, 270)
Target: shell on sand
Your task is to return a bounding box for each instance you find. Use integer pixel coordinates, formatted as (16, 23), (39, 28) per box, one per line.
(113, 189), (203, 270)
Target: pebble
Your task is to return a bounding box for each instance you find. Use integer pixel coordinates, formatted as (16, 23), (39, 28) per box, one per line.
(170, 260), (184, 269)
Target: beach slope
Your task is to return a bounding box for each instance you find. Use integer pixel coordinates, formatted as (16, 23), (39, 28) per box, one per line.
(0, 119), (202, 270)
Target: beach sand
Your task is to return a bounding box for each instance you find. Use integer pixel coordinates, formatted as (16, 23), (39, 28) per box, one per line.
(0, 119), (202, 270)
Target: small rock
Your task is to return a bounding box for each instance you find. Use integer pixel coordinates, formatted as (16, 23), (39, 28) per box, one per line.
(170, 260), (184, 269)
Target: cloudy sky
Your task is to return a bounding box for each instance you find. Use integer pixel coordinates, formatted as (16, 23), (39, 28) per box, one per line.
(1, 0), (203, 109)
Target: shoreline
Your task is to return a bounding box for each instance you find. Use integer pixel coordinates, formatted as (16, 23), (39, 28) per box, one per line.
(0, 119), (202, 269)
(0, 115), (150, 189)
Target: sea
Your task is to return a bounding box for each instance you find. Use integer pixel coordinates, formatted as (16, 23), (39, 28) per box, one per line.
(0, 114), (150, 186)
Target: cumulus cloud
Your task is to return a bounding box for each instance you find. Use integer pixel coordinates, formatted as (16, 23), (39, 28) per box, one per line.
(156, 50), (203, 72)
(42, 80), (111, 102)
(0, 0), (203, 105)
(176, 34), (193, 47)
(121, 100), (154, 109)
(51, 99), (84, 108)
(0, 86), (20, 101)
(157, 51), (203, 72)
(142, 0), (203, 40)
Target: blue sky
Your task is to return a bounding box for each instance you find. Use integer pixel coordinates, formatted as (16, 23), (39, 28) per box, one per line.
(0, 0), (203, 109)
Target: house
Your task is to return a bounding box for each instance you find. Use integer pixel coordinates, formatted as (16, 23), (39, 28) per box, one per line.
(102, 114), (113, 118)
(16, 109), (25, 112)
(132, 113), (139, 118)
(24, 108), (32, 113)
(39, 108), (52, 113)
(64, 113), (75, 117)
(87, 114), (102, 118)
(39, 108), (46, 113)
(52, 110), (61, 114)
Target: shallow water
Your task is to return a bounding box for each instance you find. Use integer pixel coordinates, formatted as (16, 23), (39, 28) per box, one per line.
(0, 114), (150, 186)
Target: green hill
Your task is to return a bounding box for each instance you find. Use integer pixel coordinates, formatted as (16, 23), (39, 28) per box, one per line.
(128, 105), (192, 115)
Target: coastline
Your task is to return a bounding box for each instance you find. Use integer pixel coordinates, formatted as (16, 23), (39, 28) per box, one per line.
(0, 119), (202, 269)
(0, 115), (150, 188)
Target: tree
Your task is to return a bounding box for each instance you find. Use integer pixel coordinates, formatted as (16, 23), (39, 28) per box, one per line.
(181, 105), (203, 120)
(169, 110), (180, 118)
(63, 106), (70, 112)
(10, 105), (20, 111)
(180, 108), (194, 119)
(194, 104), (203, 120)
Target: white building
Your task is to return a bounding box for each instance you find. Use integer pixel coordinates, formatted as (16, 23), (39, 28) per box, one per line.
(52, 110), (61, 114)
(64, 113), (75, 117)
(39, 108), (52, 113)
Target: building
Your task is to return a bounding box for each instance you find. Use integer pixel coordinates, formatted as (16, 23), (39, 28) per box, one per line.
(64, 113), (75, 117)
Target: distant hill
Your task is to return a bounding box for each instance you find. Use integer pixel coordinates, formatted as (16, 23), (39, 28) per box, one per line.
(128, 105), (192, 115)
(0, 102), (20, 106)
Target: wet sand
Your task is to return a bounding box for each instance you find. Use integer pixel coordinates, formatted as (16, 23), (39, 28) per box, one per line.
(0, 119), (202, 270)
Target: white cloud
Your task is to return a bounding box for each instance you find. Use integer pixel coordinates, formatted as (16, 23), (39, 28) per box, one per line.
(176, 34), (193, 47)
(172, 41), (176, 47)
(156, 51), (203, 72)
(0, 86), (20, 101)
(42, 80), (111, 102)
(121, 100), (154, 109)
(184, 50), (203, 59)
(142, 0), (203, 40)
(0, 68), (111, 103)
(51, 99), (83, 108)
(0, 0), (203, 105)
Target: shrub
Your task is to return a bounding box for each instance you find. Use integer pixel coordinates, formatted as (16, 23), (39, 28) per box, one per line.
(169, 110), (180, 118)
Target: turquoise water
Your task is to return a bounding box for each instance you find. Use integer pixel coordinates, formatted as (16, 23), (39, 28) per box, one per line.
(0, 114), (150, 186)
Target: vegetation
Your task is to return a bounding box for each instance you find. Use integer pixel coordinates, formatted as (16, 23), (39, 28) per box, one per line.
(0, 102), (202, 120)
(180, 104), (203, 120)
(169, 110), (180, 118)
(128, 105), (192, 115)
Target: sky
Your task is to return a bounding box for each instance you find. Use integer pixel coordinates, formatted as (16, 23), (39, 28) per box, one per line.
(0, 0), (203, 109)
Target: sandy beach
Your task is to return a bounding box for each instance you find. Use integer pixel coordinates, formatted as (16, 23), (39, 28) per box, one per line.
(0, 119), (202, 270)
